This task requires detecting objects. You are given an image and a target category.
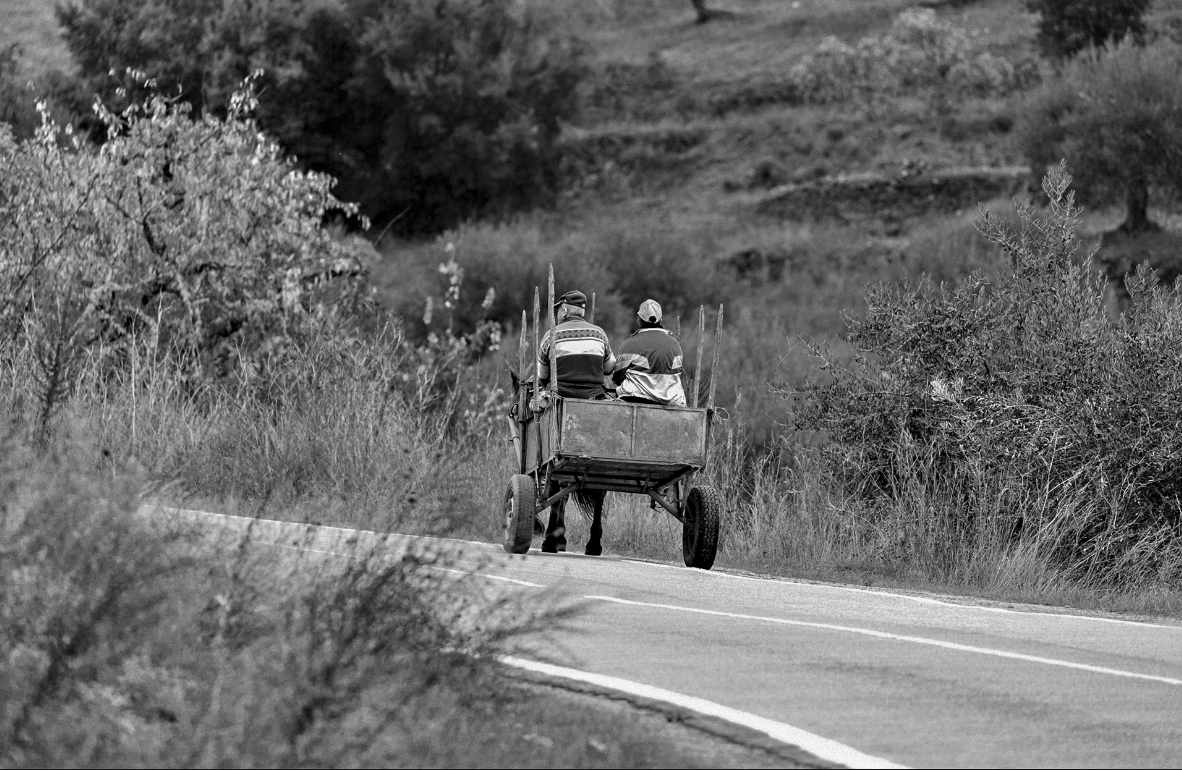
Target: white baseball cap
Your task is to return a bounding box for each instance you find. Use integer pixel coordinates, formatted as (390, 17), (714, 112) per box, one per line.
(638, 299), (662, 323)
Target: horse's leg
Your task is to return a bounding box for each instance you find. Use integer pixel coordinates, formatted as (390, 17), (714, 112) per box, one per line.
(542, 482), (567, 553)
(584, 490), (606, 556)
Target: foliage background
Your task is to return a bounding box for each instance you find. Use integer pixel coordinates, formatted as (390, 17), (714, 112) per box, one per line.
(1, 0), (1181, 675)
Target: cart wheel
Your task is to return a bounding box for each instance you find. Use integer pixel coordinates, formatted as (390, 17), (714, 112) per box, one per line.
(683, 485), (720, 569)
(503, 474), (537, 554)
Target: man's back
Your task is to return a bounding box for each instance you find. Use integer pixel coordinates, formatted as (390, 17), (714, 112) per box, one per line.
(538, 317), (614, 400)
(615, 327), (687, 406)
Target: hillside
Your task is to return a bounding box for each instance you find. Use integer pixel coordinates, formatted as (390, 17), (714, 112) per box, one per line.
(1, 0), (72, 74)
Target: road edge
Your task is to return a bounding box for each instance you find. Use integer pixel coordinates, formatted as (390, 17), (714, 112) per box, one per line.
(502, 657), (905, 770)
(505, 664), (842, 768)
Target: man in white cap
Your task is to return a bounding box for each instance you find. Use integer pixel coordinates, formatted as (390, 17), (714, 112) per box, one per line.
(612, 299), (687, 406)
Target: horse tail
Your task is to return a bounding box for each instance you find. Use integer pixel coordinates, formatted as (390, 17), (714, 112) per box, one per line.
(571, 489), (607, 522)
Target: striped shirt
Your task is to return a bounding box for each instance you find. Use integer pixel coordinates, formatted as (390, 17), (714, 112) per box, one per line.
(538, 319), (616, 400)
(615, 328), (687, 406)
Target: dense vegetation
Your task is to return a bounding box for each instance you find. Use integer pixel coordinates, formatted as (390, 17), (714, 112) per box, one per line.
(4, 4), (1182, 761)
(53, 0), (584, 233)
(793, 165), (1182, 588)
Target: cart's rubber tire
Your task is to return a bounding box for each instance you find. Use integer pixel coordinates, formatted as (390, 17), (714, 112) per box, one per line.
(683, 485), (721, 569)
(503, 474), (537, 554)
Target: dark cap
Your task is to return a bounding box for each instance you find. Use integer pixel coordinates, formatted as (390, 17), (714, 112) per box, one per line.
(554, 289), (587, 309)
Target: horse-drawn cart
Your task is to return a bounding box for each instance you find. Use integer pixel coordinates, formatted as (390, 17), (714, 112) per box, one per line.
(502, 267), (724, 569)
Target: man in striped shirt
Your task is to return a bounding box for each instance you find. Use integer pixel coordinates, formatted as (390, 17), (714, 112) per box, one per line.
(536, 290), (616, 400)
(534, 289), (615, 554)
(612, 299), (687, 406)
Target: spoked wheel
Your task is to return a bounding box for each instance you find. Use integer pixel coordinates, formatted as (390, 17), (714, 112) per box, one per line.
(503, 474), (537, 554)
(682, 485), (721, 569)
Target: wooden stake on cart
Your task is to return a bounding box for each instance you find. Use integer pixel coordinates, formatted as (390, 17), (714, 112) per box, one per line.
(509, 309), (529, 470)
(675, 315), (681, 340)
(589, 292), (596, 324)
(691, 305), (705, 408)
(548, 264), (558, 398)
(518, 310), (527, 379)
(532, 288), (540, 385)
(706, 304), (724, 412)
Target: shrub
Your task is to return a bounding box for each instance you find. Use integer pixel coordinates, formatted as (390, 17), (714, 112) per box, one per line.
(0, 75), (369, 415)
(1019, 39), (1182, 232)
(788, 165), (1182, 587)
(1027, 0), (1150, 60)
(790, 10), (1024, 109)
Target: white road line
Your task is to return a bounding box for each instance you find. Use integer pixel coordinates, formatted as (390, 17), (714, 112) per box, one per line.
(625, 559), (1182, 631)
(587, 595), (1182, 687)
(502, 656), (906, 770)
(431, 567), (545, 588)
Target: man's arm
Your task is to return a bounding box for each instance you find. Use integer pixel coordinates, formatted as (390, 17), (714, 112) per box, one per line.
(536, 331), (551, 387)
(603, 338), (617, 374)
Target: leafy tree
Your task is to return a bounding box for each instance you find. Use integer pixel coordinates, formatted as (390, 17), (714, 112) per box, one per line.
(1019, 39), (1182, 232)
(55, 0), (585, 234)
(1026, 0), (1150, 60)
(340, 0), (584, 232)
(57, 0), (222, 110)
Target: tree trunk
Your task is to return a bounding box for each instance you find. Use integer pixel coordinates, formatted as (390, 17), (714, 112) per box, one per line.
(1122, 176), (1156, 232)
(690, 0), (713, 23)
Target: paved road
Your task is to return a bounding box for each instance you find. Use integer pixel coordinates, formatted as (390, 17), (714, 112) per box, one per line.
(167, 509), (1182, 769)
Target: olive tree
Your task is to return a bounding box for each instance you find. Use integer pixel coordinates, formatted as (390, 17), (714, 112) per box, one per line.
(1019, 40), (1182, 232)
(1026, 0), (1150, 60)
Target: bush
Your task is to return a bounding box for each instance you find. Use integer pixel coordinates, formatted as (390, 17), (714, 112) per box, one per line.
(1019, 39), (1182, 232)
(790, 10), (1027, 109)
(789, 165), (1182, 587)
(1027, 0), (1150, 60)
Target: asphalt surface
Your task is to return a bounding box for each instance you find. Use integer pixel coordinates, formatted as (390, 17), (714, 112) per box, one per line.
(168, 509), (1182, 769)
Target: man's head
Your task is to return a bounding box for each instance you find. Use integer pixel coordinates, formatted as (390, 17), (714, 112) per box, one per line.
(637, 298), (663, 328)
(555, 289), (587, 322)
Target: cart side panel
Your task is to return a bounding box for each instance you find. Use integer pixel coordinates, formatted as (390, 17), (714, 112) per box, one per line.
(560, 400), (707, 466)
(633, 405), (707, 465)
(561, 400), (633, 459)
(523, 402), (562, 474)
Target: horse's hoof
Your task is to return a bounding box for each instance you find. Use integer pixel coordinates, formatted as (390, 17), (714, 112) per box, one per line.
(584, 543), (602, 556)
(541, 540), (566, 553)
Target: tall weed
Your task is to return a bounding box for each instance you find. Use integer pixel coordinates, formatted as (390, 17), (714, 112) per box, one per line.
(0, 439), (537, 766)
